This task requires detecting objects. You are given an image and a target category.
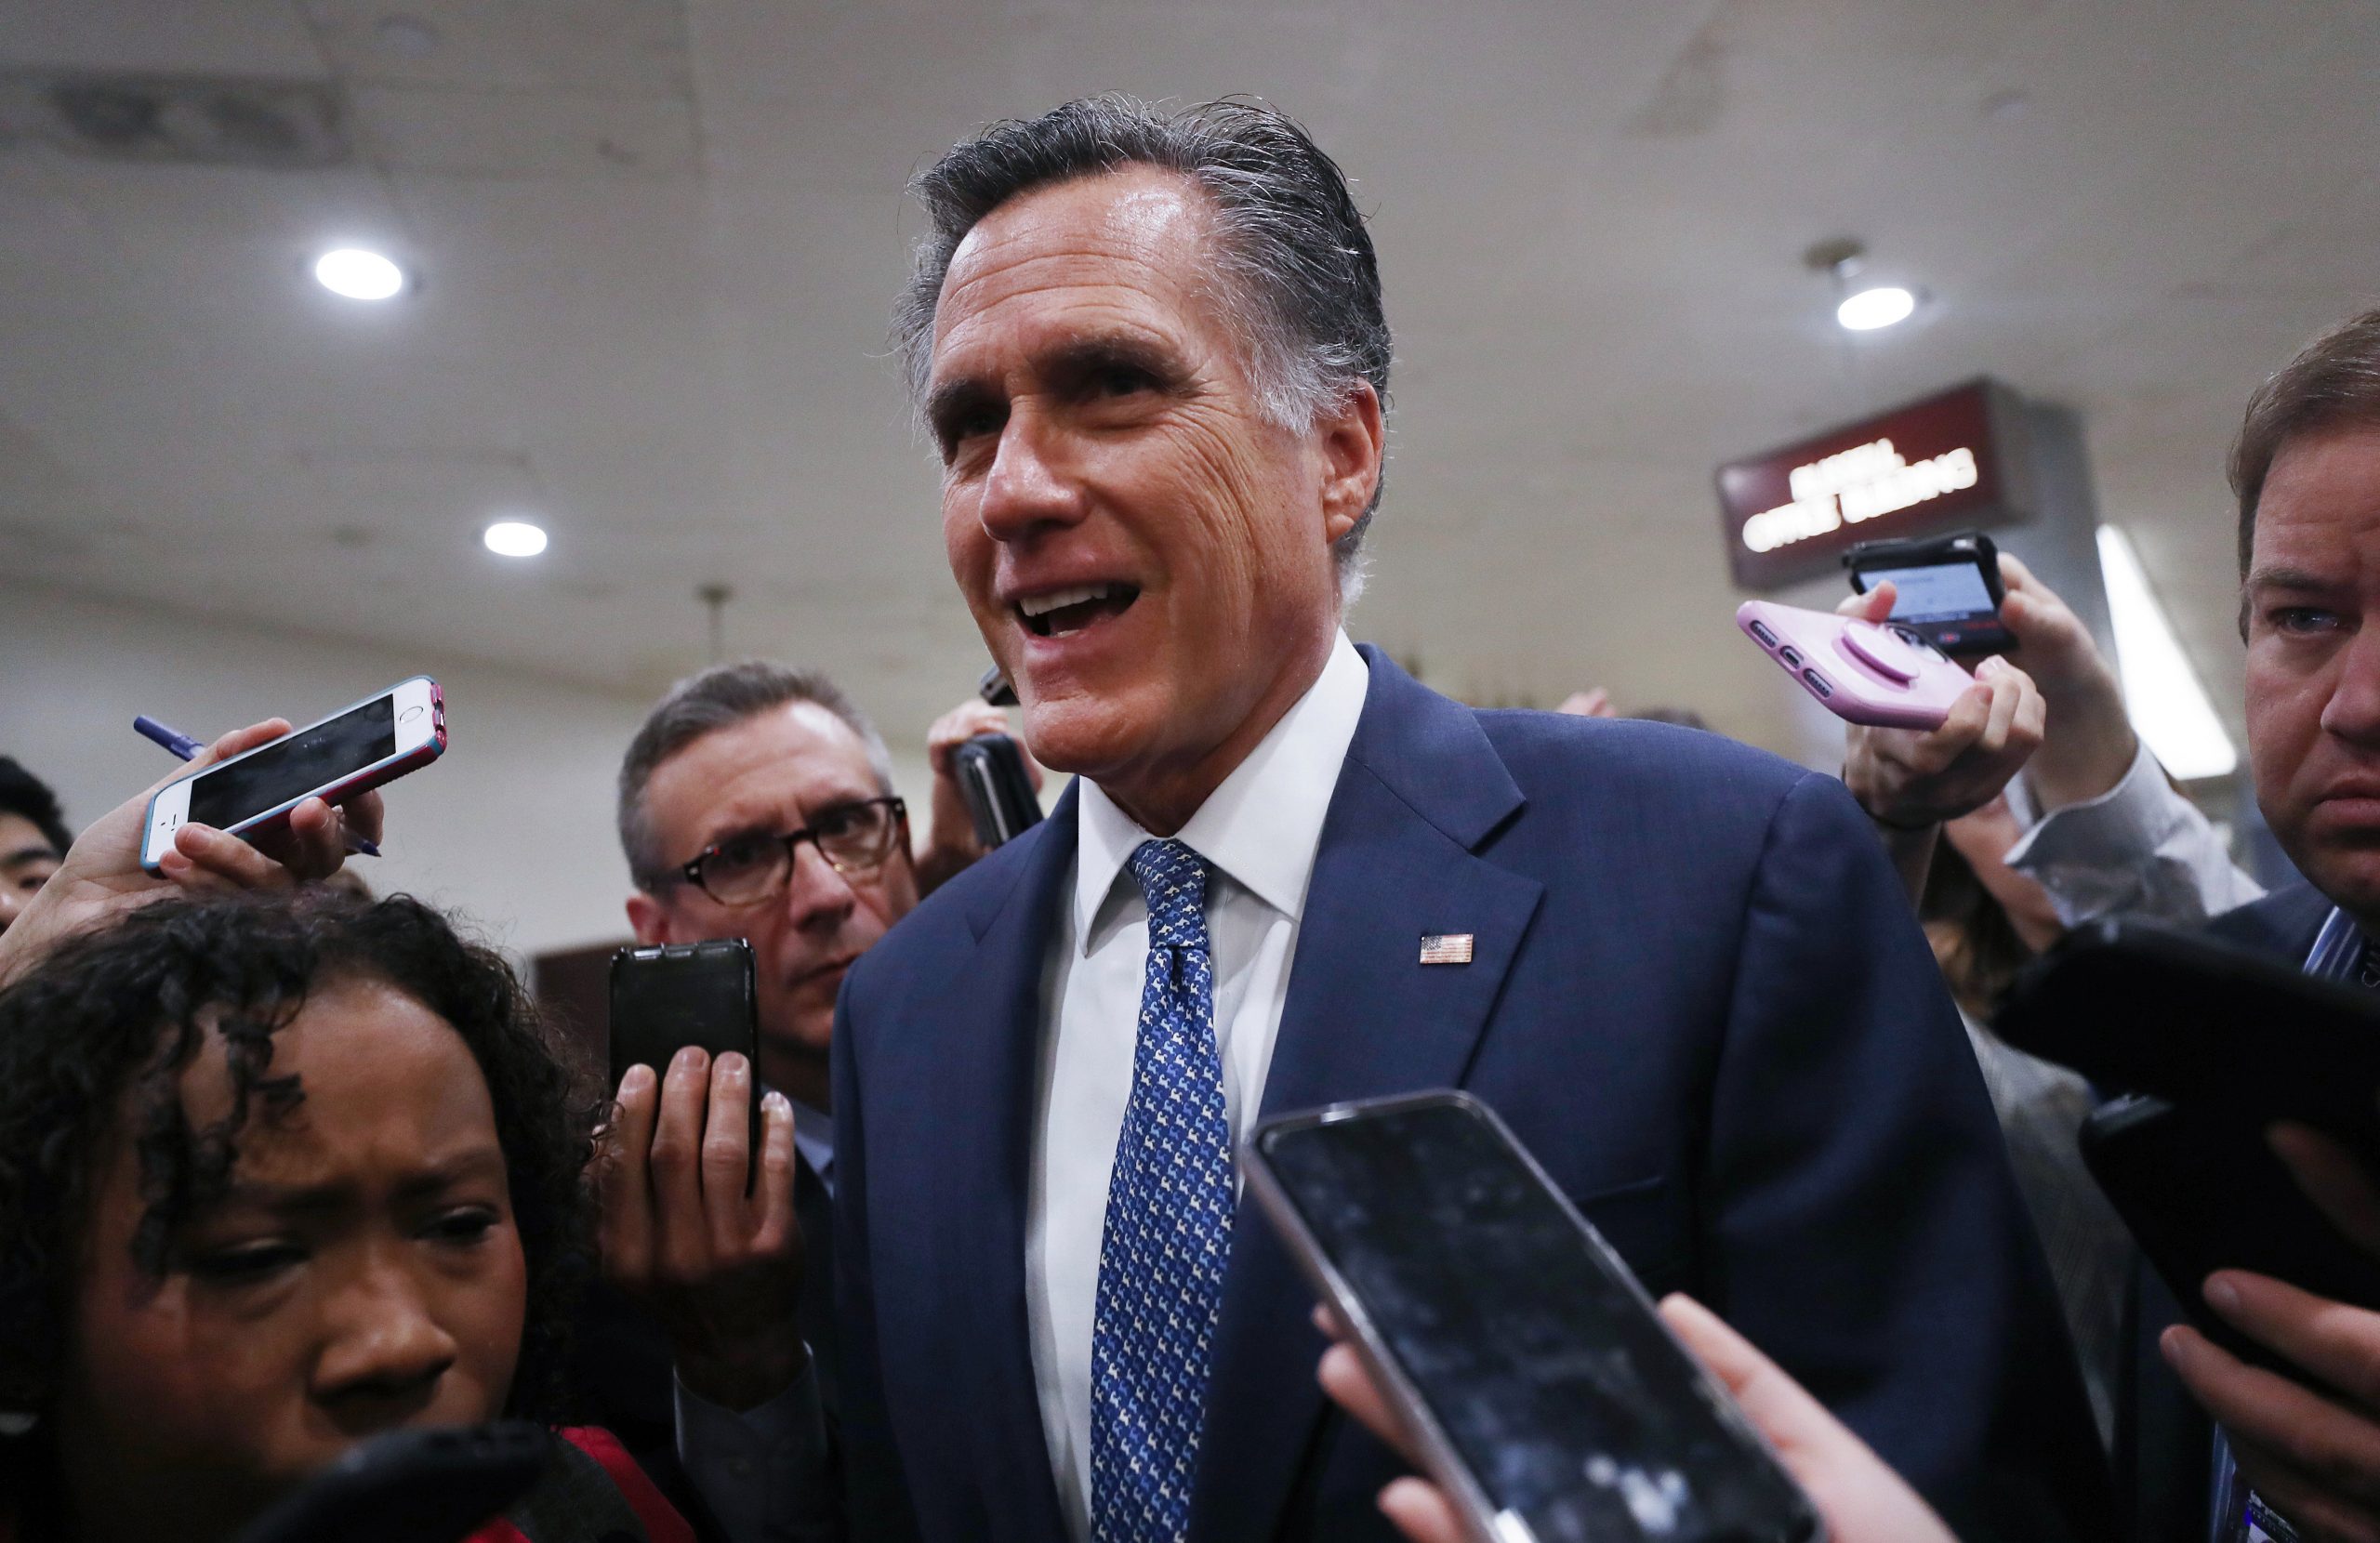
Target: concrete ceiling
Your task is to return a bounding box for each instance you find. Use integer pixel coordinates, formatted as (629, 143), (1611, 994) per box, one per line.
(4, 0), (2377, 758)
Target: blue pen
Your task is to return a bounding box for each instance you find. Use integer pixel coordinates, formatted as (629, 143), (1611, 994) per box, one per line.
(134, 715), (381, 857)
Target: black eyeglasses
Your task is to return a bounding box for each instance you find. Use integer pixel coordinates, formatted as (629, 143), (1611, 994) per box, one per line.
(671, 797), (907, 907)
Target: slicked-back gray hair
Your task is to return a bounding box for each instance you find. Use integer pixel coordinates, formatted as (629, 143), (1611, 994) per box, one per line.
(892, 95), (1392, 601)
(617, 661), (894, 890)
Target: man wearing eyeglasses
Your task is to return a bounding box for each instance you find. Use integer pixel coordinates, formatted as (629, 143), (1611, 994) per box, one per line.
(590, 660), (1023, 1527)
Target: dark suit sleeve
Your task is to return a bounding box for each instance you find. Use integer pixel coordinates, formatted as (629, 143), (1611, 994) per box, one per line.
(1700, 772), (2114, 1541)
(831, 982), (924, 1543)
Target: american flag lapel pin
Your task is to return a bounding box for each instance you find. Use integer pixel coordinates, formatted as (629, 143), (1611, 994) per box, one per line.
(1419, 932), (1474, 966)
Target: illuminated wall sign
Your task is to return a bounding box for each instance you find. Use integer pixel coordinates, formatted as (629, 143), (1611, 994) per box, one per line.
(1715, 378), (2034, 589)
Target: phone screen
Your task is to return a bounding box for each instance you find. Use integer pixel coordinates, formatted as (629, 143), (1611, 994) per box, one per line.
(1865, 561), (1995, 626)
(190, 698), (396, 828)
(1259, 1101), (1814, 1543)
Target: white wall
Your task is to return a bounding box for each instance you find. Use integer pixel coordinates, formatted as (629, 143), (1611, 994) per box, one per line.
(0, 581), (939, 958)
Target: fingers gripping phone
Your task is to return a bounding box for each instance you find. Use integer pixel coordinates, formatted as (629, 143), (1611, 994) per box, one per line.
(1736, 600), (1975, 731)
(139, 677), (445, 871)
(1844, 531), (2015, 655)
(2082, 1096), (2380, 1381)
(609, 938), (761, 1180)
(954, 732), (1044, 849)
(1247, 1091), (1821, 1543)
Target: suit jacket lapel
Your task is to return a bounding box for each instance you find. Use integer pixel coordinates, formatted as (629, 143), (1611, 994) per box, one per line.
(929, 784), (1081, 1542)
(1189, 651), (1546, 1543)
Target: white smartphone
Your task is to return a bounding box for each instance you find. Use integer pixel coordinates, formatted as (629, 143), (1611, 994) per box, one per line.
(1245, 1091), (1822, 1543)
(140, 677), (445, 872)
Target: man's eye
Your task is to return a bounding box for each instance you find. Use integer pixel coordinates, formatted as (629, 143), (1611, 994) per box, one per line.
(714, 835), (774, 869)
(188, 1242), (306, 1283)
(938, 406), (1006, 459)
(1094, 365), (1152, 397)
(2272, 607), (2346, 634)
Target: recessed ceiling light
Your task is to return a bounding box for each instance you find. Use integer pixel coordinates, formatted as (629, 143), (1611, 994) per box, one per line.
(483, 521), (548, 558)
(1837, 285), (1916, 331)
(312, 246), (404, 301)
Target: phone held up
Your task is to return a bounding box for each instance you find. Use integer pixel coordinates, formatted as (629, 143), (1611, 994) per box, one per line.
(1844, 530), (2014, 655)
(1737, 600), (1974, 731)
(139, 676), (445, 873)
(1246, 1090), (1820, 1543)
(609, 938), (762, 1181)
(963, 664), (1044, 849)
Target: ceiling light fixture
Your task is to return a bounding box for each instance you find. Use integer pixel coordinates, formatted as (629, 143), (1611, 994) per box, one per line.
(483, 521), (549, 558)
(1836, 285), (1917, 332)
(312, 246), (404, 300)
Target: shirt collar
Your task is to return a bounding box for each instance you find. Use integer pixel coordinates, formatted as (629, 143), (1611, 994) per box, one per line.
(1073, 630), (1369, 952)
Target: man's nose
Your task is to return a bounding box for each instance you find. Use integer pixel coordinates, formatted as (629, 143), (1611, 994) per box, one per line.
(2323, 625), (2380, 747)
(978, 407), (1087, 543)
(312, 1251), (460, 1408)
(783, 841), (860, 934)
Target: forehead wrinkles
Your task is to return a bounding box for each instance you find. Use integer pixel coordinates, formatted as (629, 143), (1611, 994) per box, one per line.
(930, 176), (1232, 376)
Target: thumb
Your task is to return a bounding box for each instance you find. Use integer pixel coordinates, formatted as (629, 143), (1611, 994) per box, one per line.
(1837, 581), (1896, 623)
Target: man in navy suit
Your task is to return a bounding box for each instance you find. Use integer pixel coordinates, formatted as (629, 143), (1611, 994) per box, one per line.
(666, 96), (2108, 1542)
(2119, 309), (2380, 1542)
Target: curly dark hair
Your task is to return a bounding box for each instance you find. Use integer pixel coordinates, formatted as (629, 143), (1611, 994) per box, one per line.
(0, 890), (601, 1423)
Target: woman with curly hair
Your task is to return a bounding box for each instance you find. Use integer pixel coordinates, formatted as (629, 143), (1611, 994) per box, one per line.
(0, 888), (695, 1543)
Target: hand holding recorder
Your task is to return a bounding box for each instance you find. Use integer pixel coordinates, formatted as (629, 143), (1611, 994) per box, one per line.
(0, 717), (385, 987)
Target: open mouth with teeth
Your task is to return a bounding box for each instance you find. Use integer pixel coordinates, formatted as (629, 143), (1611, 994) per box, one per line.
(1017, 582), (1141, 638)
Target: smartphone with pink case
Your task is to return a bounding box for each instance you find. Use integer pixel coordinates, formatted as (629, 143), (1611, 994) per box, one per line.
(1736, 600), (1975, 730)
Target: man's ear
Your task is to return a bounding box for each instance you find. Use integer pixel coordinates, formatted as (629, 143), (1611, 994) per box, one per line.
(626, 891), (671, 945)
(1316, 381), (1385, 547)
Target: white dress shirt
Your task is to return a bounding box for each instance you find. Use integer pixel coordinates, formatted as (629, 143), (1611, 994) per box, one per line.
(1025, 630), (1369, 1540)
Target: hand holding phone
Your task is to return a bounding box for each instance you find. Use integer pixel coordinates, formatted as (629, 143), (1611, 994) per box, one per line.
(1250, 1091), (1819, 1543)
(1319, 1296), (1950, 1543)
(1738, 600), (1976, 730)
(0, 719), (384, 990)
(597, 939), (807, 1413)
(1844, 532), (2013, 655)
(1831, 587), (2044, 831)
(139, 678), (443, 872)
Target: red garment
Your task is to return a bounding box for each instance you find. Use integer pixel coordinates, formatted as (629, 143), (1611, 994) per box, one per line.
(471, 1426), (695, 1543)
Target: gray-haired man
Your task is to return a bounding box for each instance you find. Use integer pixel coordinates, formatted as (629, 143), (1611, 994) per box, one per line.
(658, 97), (2106, 1543)
(592, 661), (1020, 1523)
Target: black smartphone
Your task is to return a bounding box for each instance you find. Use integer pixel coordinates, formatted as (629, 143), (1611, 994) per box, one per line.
(1996, 919), (2380, 1154)
(233, 1422), (550, 1543)
(977, 663), (1020, 708)
(2082, 1095), (2380, 1379)
(1246, 1091), (1819, 1543)
(953, 732), (1044, 849)
(609, 939), (760, 1174)
(1844, 530), (2013, 654)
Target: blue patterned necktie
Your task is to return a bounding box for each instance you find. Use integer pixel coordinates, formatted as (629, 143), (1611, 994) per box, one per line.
(1090, 838), (1236, 1543)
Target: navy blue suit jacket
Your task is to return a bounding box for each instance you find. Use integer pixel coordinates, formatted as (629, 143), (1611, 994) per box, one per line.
(831, 648), (2110, 1542)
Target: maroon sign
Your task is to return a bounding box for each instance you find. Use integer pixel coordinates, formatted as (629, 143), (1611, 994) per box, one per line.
(1715, 378), (2033, 590)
